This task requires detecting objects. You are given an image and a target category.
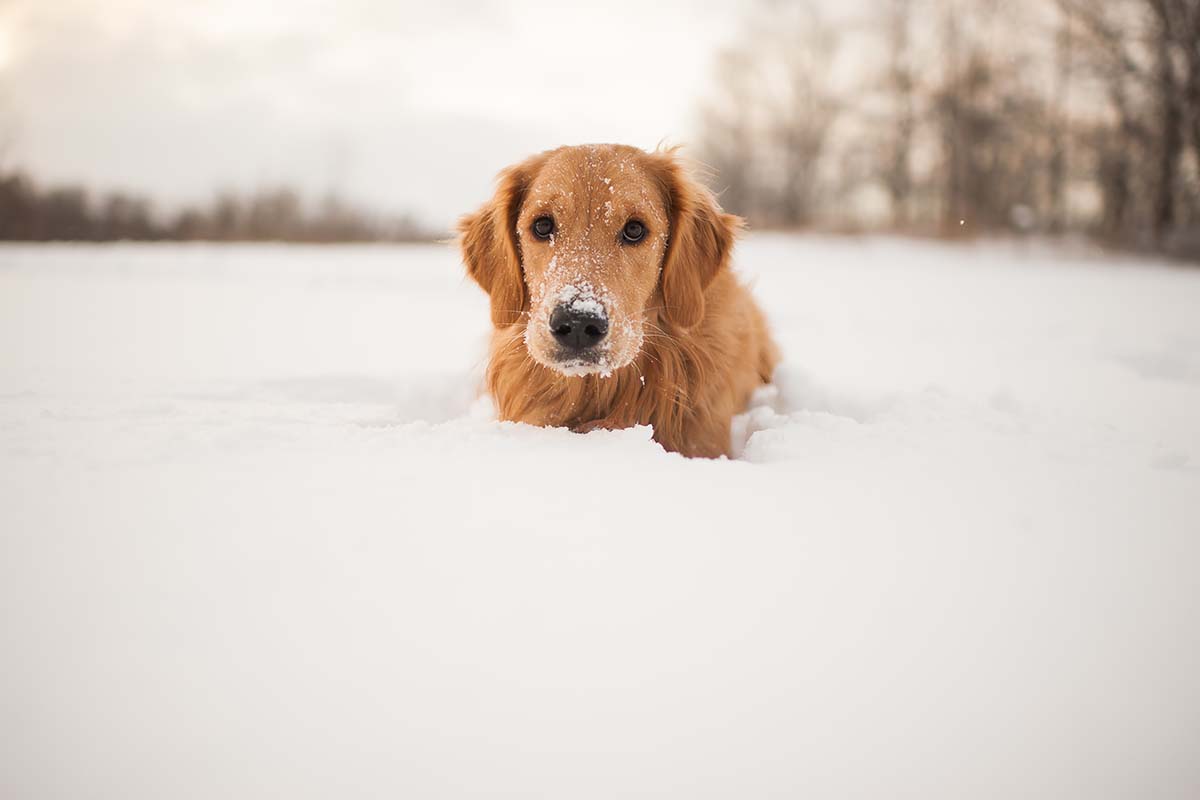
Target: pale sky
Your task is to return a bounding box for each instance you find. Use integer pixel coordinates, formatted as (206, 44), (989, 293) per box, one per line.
(0, 0), (747, 228)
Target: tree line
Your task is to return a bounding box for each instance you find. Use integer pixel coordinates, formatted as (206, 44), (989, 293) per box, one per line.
(0, 170), (436, 243)
(698, 0), (1200, 259)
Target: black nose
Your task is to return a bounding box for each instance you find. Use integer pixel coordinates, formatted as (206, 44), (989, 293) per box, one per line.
(549, 304), (609, 351)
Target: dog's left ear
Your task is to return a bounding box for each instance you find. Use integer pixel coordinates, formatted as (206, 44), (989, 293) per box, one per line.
(458, 154), (547, 327)
(649, 152), (743, 330)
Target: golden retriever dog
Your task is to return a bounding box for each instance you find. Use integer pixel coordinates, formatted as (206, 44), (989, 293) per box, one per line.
(458, 144), (778, 458)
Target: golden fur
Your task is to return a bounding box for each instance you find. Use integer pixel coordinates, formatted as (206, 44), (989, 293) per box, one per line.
(459, 144), (778, 458)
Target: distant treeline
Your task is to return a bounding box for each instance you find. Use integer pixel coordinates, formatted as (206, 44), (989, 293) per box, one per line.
(0, 170), (438, 243)
(698, 0), (1200, 261)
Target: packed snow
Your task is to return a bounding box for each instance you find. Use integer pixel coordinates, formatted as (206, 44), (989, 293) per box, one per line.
(1, 236), (1198, 799)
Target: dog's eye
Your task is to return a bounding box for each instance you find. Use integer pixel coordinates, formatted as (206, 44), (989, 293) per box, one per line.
(531, 216), (555, 240)
(621, 219), (646, 244)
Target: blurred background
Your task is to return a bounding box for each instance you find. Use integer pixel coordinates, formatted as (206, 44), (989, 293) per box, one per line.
(1, 0), (1197, 258)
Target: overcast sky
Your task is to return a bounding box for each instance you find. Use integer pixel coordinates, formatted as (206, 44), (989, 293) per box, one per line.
(0, 0), (751, 228)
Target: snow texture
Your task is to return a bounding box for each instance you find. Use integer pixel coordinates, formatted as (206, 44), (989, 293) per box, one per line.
(558, 283), (607, 319)
(2, 236), (1198, 799)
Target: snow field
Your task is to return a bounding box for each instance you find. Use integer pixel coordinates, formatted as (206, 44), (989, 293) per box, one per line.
(1, 237), (1198, 799)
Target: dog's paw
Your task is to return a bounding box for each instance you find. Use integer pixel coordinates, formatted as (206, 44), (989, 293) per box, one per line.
(572, 419), (625, 435)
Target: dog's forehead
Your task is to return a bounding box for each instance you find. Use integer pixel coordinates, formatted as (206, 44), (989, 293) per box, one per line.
(527, 146), (663, 218)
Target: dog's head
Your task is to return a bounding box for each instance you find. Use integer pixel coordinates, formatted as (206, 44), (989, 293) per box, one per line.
(459, 144), (741, 377)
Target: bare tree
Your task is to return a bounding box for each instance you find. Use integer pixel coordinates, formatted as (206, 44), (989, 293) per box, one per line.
(1148, 0), (1184, 243)
(1178, 1), (1200, 173)
(698, 48), (761, 220)
(0, 88), (19, 175)
(880, 0), (918, 228)
(698, 0), (839, 228)
(1057, 0), (1199, 247)
(765, 1), (839, 226)
(1047, 3), (1074, 232)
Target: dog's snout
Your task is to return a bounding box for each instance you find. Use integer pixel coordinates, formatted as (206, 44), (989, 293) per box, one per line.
(549, 304), (608, 351)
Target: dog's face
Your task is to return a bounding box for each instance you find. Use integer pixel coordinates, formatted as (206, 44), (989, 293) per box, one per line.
(459, 144), (739, 377)
(515, 147), (669, 375)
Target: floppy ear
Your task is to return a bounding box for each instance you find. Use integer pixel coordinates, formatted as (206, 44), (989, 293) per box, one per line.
(651, 153), (743, 329)
(458, 155), (545, 327)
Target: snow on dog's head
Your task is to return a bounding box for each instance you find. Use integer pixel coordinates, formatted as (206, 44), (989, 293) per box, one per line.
(458, 144), (740, 377)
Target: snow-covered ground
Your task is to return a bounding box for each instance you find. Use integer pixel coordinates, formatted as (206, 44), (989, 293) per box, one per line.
(2, 236), (1198, 799)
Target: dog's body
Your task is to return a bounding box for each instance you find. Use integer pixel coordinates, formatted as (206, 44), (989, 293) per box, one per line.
(459, 144), (777, 458)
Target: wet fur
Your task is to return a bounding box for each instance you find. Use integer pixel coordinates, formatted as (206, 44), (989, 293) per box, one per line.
(460, 145), (778, 458)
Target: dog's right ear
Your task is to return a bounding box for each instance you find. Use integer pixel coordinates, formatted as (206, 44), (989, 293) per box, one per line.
(458, 154), (546, 328)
